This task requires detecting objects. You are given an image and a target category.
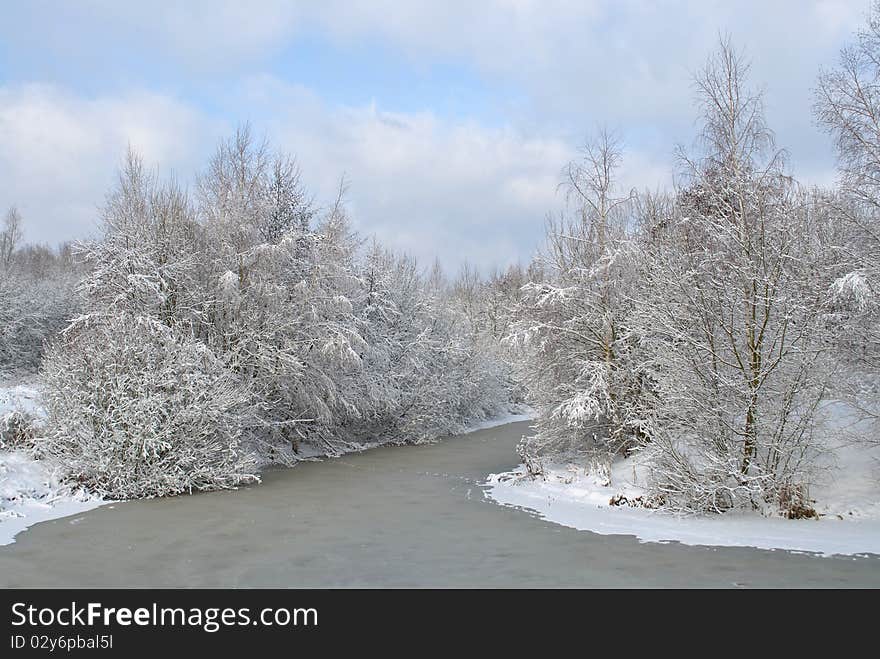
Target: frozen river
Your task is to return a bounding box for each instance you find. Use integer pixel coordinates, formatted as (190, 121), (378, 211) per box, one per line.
(1, 421), (878, 587)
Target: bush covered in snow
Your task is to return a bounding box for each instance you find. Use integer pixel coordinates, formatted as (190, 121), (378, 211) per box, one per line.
(41, 313), (258, 498)
(0, 411), (38, 453)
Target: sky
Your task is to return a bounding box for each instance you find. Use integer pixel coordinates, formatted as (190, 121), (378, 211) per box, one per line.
(0, 1), (871, 271)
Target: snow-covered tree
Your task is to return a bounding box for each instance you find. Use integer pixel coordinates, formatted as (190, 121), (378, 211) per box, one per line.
(506, 130), (644, 471)
(0, 207), (23, 272)
(39, 152), (259, 498)
(636, 40), (831, 514)
(259, 155), (315, 246)
(35, 126), (518, 498)
(0, 209), (80, 374)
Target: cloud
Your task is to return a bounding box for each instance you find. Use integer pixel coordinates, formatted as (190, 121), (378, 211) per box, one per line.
(9, 2), (861, 181)
(0, 84), (219, 245)
(0, 76), (673, 271)
(239, 77), (584, 270)
(0, 81), (564, 269)
(0, 1), (305, 72)
(7, 3), (864, 111)
(251, 75), (687, 271)
(0, 1), (871, 267)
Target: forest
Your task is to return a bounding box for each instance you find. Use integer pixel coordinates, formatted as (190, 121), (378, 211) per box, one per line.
(2, 20), (880, 519)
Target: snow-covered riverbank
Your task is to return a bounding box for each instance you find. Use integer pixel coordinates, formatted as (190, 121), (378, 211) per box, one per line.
(0, 380), (104, 546)
(0, 451), (104, 546)
(485, 418), (880, 558)
(0, 379), (530, 547)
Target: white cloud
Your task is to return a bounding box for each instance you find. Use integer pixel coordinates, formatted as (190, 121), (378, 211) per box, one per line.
(185, 0), (864, 130)
(0, 81), (564, 268)
(10, 1), (858, 184)
(0, 78), (674, 271)
(9, 2), (865, 115)
(0, 84), (218, 244)
(253, 76), (683, 270)
(0, 1), (870, 266)
(240, 78), (581, 270)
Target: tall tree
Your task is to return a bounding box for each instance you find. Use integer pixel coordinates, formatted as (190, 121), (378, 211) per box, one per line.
(637, 39), (830, 513)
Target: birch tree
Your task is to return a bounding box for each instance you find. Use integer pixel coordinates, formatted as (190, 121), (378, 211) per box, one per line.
(637, 39), (830, 514)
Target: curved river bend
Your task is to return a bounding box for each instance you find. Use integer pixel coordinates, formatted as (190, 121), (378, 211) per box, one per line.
(1, 421), (878, 587)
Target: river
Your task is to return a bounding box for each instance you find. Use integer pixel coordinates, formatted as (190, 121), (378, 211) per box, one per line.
(1, 421), (878, 587)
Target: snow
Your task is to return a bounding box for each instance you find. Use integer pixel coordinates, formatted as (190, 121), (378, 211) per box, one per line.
(461, 408), (533, 433)
(830, 270), (874, 312)
(811, 400), (880, 521)
(0, 451), (104, 546)
(0, 382), (45, 418)
(0, 381), (104, 546)
(485, 402), (880, 557)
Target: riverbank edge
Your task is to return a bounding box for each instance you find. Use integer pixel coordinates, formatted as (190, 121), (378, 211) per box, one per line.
(2, 377), (533, 547)
(483, 462), (880, 558)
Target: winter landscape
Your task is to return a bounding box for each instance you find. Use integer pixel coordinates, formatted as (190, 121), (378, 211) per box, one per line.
(2, 2), (880, 588)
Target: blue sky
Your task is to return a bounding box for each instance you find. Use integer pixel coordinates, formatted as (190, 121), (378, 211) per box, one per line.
(0, 1), (870, 270)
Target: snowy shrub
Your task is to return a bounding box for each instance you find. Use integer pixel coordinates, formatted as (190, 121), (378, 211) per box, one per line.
(0, 411), (38, 452)
(640, 428), (758, 515)
(777, 483), (818, 520)
(830, 270), (875, 314)
(40, 313), (258, 499)
(33, 153), (261, 498)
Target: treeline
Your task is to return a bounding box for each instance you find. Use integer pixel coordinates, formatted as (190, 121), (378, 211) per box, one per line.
(2, 130), (524, 498)
(0, 208), (82, 372)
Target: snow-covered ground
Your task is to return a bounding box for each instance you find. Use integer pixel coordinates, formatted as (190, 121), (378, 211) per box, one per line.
(485, 406), (880, 557)
(0, 451), (104, 546)
(0, 381), (44, 418)
(0, 379), (104, 546)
